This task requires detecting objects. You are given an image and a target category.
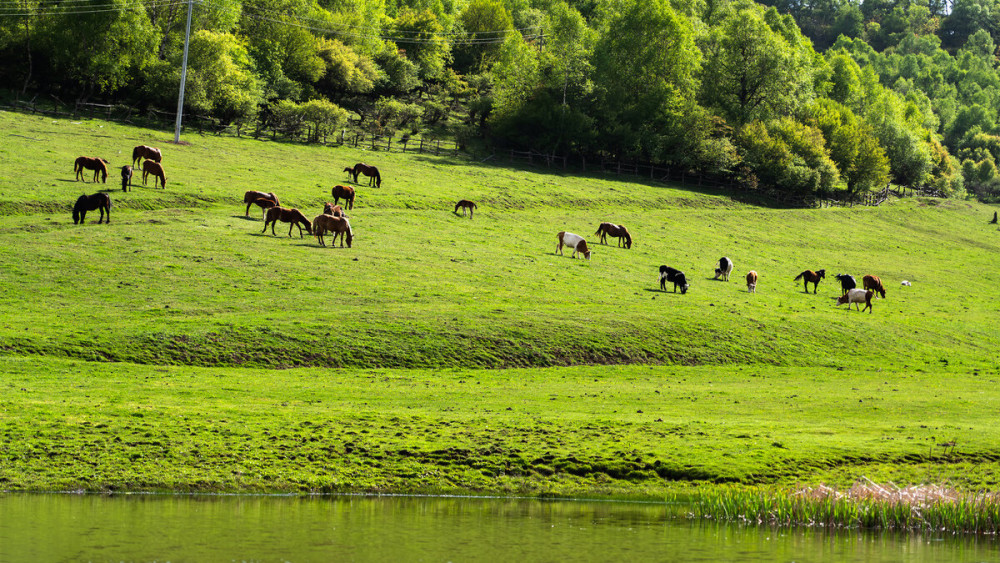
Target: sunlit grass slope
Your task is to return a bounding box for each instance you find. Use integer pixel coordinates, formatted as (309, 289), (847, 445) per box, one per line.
(1, 111), (998, 370)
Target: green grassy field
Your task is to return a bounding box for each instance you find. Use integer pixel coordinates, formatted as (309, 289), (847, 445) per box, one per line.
(1, 110), (999, 496)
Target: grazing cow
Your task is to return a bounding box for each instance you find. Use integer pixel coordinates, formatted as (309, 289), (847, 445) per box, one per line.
(835, 274), (857, 296)
(244, 191), (279, 217)
(556, 231), (591, 259)
(794, 269), (826, 294)
(141, 160), (166, 188)
(836, 288), (874, 313)
(330, 185), (355, 210)
(455, 199), (477, 218)
(595, 223), (632, 249)
(863, 275), (886, 299)
(263, 207), (312, 238)
(746, 270), (758, 293)
(714, 257), (734, 281)
(659, 266), (689, 294)
(120, 166), (132, 192)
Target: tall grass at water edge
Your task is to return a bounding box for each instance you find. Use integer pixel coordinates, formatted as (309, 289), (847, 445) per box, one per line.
(691, 480), (1000, 534)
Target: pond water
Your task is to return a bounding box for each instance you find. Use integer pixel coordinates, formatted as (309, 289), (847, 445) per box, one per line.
(0, 494), (996, 562)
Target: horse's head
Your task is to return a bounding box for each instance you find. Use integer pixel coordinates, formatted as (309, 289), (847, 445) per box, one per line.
(817, 269), (826, 279)
(345, 230), (353, 248)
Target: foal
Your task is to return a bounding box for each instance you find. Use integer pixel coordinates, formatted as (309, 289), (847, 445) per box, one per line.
(455, 200), (477, 218)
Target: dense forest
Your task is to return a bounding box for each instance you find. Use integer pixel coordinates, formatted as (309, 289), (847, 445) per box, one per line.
(2, 0), (1000, 201)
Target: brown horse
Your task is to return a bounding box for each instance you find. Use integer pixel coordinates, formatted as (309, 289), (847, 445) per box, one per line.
(454, 200), (477, 218)
(345, 163), (381, 187)
(322, 203), (346, 217)
(132, 145), (161, 168)
(73, 193), (111, 224)
(74, 156), (108, 183)
(313, 214), (353, 247)
(120, 166), (133, 192)
(863, 275), (886, 299)
(594, 222), (632, 248)
(250, 198), (277, 219)
(794, 269), (826, 293)
(331, 185), (356, 210)
(141, 160), (166, 188)
(263, 207), (312, 238)
(243, 191), (279, 216)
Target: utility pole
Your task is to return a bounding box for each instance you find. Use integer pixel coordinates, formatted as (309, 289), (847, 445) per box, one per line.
(174, 0), (194, 143)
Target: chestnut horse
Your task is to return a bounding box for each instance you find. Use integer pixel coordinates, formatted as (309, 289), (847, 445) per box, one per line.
(244, 191), (279, 216)
(322, 203), (346, 217)
(74, 156), (108, 183)
(73, 193), (111, 224)
(132, 145), (161, 168)
(863, 275), (886, 299)
(251, 198), (277, 219)
(595, 222), (632, 248)
(794, 269), (826, 294)
(313, 214), (353, 247)
(141, 160), (166, 188)
(263, 207), (312, 238)
(344, 163), (381, 187)
(331, 185), (355, 210)
(455, 200), (477, 218)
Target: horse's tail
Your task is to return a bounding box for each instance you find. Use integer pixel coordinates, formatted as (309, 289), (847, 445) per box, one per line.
(595, 224), (604, 236)
(794, 271), (805, 281)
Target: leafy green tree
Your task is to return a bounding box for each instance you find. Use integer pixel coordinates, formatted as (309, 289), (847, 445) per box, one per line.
(391, 8), (452, 80)
(453, 0), (514, 72)
(737, 118), (840, 195)
(489, 33), (540, 125)
(37, 0), (158, 98)
(314, 38), (381, 96)
(808, 99), (890, 194)
(591, 0), (701, 161)
(184, 31), (266, 126)
(701, 1), (816, 125)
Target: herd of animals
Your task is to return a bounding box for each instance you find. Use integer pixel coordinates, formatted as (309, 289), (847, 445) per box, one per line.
(68, 145), (895, 312)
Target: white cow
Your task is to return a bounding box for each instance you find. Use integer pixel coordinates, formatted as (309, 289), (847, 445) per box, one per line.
(836, 288), (874, 313)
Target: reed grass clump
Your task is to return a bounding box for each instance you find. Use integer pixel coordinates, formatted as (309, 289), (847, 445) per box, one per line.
(690, 478), (1000, 534)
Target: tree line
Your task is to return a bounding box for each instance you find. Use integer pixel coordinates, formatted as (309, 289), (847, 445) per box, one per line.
(2, 0), (999, 201)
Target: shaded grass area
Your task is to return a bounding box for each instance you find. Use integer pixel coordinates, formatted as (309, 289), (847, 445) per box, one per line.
(3, 358), (1000, 495)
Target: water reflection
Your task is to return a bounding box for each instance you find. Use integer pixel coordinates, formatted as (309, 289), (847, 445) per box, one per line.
(0, 494), (996, 562)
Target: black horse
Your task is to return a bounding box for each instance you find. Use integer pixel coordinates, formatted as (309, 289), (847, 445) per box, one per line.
(73, 193), (111, 224)
(835, 274), (857, 296)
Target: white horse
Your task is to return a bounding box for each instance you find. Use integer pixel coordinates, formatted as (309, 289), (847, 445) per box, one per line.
(556, 231), (591, 259)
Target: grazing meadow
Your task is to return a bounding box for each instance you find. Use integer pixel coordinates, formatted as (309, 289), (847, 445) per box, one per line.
(1, 110), (1000, 508)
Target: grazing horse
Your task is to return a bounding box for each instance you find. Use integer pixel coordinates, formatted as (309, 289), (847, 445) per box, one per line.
(595, 223), (632, 249)
(251, 198), (277, 219)
(863, 275), (886, 299)
(322, 203), (346, 217)
(120, 166), (133, 192)
(836, 288), (874, 313)
(455, 200), (477, 218)
(244, 191), (279, 217)
(141, 160), (166, 188)
(73, 193), (111, 224)
(835, 274), (857, 296)
(714, 257), (734, 281)
(132, 145), (161, 168)
(263, 207), (312, 238)
(794, 269), (826, 294)
(313, 214), (353, 247)
(330, 185), (355, 210)
(74, 156), (108, 183)
(345, 163), (382, 187)
(746, 271), (758, 293)
(556, 231), (591, 259)
(660, 266), (689, 294)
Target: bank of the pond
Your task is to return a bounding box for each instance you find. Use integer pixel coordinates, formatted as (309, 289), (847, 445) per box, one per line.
(4, 358), (1000, 500)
